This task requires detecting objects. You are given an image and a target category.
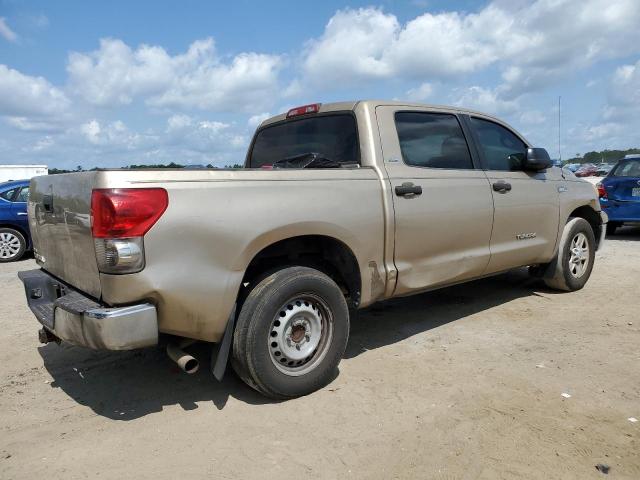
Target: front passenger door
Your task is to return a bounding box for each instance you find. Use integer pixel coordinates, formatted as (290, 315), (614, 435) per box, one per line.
(467, 116), (560, 273)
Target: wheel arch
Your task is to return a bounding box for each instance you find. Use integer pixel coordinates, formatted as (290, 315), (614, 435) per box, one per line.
(240, 234), (362, 309)
(567, 205), (603, 249)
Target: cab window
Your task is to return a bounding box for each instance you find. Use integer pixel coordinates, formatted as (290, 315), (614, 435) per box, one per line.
(395, 112), (474, 169)
(470, 117), (527, 171)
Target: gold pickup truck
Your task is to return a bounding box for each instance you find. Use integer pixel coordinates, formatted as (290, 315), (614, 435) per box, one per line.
(19, 100), (607, 399)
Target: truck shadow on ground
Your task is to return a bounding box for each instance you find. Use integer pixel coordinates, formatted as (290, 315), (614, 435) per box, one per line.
(607, 225), (640, 241)
(39, 267), (557, 420)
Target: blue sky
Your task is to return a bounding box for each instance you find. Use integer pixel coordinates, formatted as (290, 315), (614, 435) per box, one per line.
(0, 0), (639, 169)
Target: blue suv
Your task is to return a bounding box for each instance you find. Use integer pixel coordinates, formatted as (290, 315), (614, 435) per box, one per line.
(597, 155), (640, 235)
(0, 179), (31, 262)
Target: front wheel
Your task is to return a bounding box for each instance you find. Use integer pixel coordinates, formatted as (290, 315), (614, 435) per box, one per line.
(232, 266), (349, 399)
(0, 228), (26, 263)
(544, 217), (596, 291)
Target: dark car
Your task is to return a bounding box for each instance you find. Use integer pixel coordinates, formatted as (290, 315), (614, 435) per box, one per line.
(0, 179), (31, 262)
(597, 155), (640, 234)
(595, 163), (614, 176)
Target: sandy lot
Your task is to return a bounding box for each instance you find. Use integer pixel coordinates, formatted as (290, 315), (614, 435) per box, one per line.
(1, 229), (639, 479)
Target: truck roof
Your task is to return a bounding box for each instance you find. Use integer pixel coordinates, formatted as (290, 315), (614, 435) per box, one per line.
(259, 100), (507, 128)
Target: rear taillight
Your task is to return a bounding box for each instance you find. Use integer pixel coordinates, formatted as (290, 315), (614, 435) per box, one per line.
(596, 182), (607, 199)
(91, 188), (168, 274)
(91, 188), (168, 238)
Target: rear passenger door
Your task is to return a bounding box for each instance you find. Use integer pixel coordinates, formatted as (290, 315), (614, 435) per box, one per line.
(466, 116), (560, 273)
(376, 106), (494, 295)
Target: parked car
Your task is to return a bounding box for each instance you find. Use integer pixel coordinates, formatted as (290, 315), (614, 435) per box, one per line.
(564, 163), (581, 172)
(18, 100), (607, 399)
(597, 156), (640, 234)
(595, 163), (614, 176)
(0, 179), (31, 262)
(575, 163), (598, 177)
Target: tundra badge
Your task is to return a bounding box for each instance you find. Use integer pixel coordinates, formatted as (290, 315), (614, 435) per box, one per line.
(516, 232), (537, 240)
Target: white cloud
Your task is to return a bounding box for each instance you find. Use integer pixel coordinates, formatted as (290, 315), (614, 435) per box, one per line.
(4, 116), (64, 132)
(0, 64), (70, 118)
(406, 83), (433, 102)
(165, 114), (246, 153)
(79, 119), (143, 149)
(453, 86), (518, 115)
(301, 1), (640, 95)
(0, 17), (17, 43)
(248, 112), (270, 128)
(519, 110), (546, 125)
(67, 38), (283, 112)
(603, 60), (640, 121)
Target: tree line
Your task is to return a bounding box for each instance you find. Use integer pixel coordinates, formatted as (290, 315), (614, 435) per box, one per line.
(564, 148), (640, 165)
(48, 163), (244, 174)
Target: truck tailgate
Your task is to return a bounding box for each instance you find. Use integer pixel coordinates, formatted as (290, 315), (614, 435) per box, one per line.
(28, 172), (101, 299)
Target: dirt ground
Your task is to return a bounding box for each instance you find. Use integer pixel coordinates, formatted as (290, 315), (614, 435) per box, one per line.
(1, 229), (639, 480)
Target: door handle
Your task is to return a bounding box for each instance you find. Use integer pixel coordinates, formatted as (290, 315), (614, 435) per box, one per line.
(492, 181), (512, 193)
(17, 212), (28, 216)
(395, 183), (422, 197)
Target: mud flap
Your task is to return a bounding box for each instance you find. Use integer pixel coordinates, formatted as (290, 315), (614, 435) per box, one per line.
(211, 304), (236, 381)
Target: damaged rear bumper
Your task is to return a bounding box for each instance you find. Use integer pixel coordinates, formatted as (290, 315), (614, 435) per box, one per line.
(18, 269), (158, 350)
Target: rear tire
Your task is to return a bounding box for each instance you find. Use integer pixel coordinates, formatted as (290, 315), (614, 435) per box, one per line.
(232, 266), (349, 399)
(543, 217), (595, 291)
(0, 228), (26, 263)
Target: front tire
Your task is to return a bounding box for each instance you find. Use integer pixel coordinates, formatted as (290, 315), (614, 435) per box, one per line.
(232, 266), (349, 399)
(0, 228), (26, 263)
(543, 217), (596, 291)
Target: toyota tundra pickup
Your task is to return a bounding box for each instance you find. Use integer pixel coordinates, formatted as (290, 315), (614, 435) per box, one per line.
(19, 100), (607, 399)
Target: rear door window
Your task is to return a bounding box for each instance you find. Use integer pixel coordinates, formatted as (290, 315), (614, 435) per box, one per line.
(394, 112), (474, 169)
(470, 117), (527, 171)
(248, 114), (359, 168)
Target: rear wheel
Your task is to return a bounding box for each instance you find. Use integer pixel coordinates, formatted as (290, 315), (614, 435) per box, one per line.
(0, 228), (26, 263)
(544, 217), (595, 291)
(232, 266), (349, 399)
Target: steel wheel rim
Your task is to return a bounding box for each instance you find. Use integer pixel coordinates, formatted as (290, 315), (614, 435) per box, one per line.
(568, 232), (589, 278)
(0, 232), (21, 259)
(268, 294), (334, 377)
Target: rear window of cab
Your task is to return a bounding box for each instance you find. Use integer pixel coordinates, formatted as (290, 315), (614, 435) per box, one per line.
(247, 114), (359, 168)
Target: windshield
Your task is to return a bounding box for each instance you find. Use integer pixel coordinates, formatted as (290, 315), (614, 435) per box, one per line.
(611, 160), (640, 177)
(247, 114), (359, 168)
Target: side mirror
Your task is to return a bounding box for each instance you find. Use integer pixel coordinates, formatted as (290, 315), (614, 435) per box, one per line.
(524, 147), (552, 171)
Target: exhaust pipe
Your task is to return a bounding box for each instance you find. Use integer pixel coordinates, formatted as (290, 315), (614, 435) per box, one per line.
(166, 339), (199, 374)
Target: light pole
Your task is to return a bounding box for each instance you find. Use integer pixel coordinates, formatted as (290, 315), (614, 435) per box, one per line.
(558, 96), (562, 163)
